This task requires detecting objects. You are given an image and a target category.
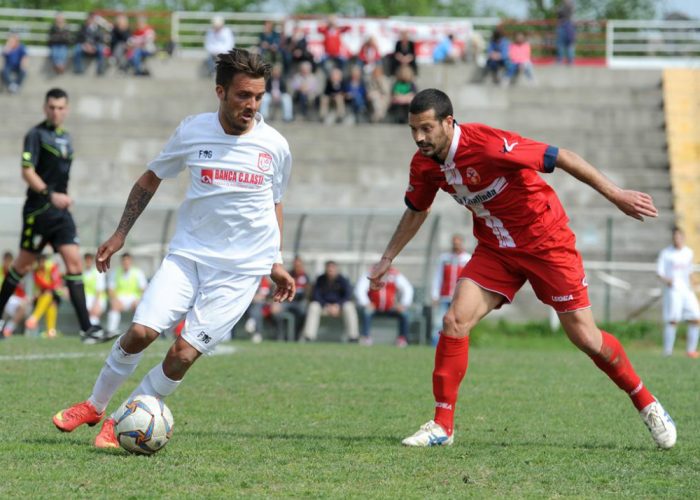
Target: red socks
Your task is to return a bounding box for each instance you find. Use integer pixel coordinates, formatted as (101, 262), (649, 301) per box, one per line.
(589, 331), (655, 411)
(432, 334), (469, 436)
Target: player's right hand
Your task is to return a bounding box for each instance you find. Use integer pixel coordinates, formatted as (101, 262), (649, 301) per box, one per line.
(368, 257), (392, 290)
(96, 233), (125, 273)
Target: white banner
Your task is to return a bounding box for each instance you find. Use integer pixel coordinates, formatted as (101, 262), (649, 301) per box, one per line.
(284, 17), (473, 64)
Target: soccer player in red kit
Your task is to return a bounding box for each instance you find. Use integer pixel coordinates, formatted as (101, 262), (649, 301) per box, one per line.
(368, 88), (676, 449)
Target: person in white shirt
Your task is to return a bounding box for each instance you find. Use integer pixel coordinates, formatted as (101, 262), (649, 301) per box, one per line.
(53, 48), (296, 448)
(106, 252), (148, 334)
(355, 266), (414, 347)
(83, 252), (107, 326)
(656, 227), (699, 357)
(204, 16), (235, 76)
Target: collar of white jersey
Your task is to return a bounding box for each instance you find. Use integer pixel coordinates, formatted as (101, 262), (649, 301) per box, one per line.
(441, 122), (461, 169)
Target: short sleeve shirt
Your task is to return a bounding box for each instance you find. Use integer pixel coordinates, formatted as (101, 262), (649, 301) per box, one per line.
(405, 122), (564, 250)
(148, 112), (292, 274)
(657, 245), (695, 291)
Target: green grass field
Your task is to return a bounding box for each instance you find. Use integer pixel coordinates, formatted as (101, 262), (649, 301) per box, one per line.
(1, 335), (698, 498)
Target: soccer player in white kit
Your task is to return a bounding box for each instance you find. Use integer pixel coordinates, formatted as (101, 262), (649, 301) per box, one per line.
(657, 227), (699, 357)
(52, 49), (296, 448)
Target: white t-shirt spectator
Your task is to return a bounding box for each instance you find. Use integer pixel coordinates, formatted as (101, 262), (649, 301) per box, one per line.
(657, 245), (695, 291)
(205, 26), (235, 56)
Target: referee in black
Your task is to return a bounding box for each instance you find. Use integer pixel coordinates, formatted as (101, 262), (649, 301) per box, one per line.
(0, 88), (113, 343)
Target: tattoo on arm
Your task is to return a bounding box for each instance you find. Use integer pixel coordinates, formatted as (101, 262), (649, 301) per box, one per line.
(115, 183), (155, 238)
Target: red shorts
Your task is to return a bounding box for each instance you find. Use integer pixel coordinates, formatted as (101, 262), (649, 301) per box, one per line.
(460, 227), (590, 313)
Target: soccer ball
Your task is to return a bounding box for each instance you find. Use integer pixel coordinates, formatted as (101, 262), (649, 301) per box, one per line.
(114, 394), (174, 455)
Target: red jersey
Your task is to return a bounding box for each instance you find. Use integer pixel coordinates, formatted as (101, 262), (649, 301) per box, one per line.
(318, 25), (351, 57)
(405, 123), (564, 250)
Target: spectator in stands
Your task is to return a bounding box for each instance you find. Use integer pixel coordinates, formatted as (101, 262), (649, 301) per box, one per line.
(345, 65), (368, 123)
(656, 227), (699, 358)
(319, 67), (348, 124)
(0, 251), (27, 337)
(258, 20), (282, 64)
(355, 266), (414, 347)
(260, 63), (293, 122)
(244, 276), (272, 343)
(109, 14), (131, 73)
(106, 253), (147, 336)
(506, 31), (535, 84)
(291, 61), (318, 121)
(283, 24), (314, 76)
(388, 64), (417, 124)
(367, 64), (391, 123)
(431, 234), (471, 345)
(204, 16), (235, 77)
(556, 0), (576, 65)
(2, 32), (28, 94)
(303, 260), (359, 342)
(358, 36), (382, 74)
(48, 13), (73, 75)
(483, 28), (509, 84)
(318, 15), (351, 73)
(433, 34), (457, 64)
(25, 253), (62, 338)
(127, 16), (156, 76)
(83, 252), (106, 326)
(391, 30), (417, 77)
(73, 12), (107, 75)
(284, 256), (311, 340)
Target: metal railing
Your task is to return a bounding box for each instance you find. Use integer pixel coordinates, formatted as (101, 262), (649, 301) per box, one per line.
(607, 19), (700, 68)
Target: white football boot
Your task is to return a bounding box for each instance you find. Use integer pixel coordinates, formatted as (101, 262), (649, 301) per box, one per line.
(639, 400), (676, 449)
(402, 420), (453, 447)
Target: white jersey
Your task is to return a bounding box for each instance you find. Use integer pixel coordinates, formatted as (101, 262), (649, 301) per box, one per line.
(657, 245), (695, 291)
(148, 112), (292, 275)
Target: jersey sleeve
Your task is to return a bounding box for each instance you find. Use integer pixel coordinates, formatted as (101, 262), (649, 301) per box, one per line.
(473, 124), (559, 174)
(273, 148), (292, 204)
(404, 157), (438, 212)
(22, 128), (41, 169)
(147, 118), (191, 179)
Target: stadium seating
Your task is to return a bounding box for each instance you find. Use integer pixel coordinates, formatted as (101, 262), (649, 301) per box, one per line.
(0, 56), (677, 323)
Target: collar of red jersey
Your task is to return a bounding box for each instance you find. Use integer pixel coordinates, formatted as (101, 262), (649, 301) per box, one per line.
(440, 123), (461, 170)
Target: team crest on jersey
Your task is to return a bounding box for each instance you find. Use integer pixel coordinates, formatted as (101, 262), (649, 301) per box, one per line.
(257, 152), (272, 172)
(201, 168), (213, 184)
(465, 167), (481, 185)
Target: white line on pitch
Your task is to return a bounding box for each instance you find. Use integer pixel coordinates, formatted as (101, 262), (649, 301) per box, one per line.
(0, 344), (236, 362)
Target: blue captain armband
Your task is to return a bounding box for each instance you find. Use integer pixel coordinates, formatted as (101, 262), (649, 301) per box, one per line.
(543, 145), (559, 173)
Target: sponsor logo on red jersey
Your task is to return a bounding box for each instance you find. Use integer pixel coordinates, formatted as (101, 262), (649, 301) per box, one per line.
(257, 152), (273, 172)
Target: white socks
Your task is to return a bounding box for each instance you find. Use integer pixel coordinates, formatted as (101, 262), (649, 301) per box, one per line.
(687, 324), (699, 353)
(129, 363), (181, 401)
(663, 323), (676, 356)
(107, 310), (121, 333)
(88, 337), (143, 413)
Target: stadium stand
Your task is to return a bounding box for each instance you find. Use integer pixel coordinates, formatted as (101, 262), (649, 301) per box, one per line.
(662, 68), (700, 260)
(1, 10), (691, 331)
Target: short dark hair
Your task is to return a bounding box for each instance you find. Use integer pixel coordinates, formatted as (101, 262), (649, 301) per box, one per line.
(45, 87), (68, 102)
(215, 49), (271, 89)
(672, 226), (684, 235)
(409, 88), (453, 121)
(84, 252), (94, 259)
(121, 252), (132, 259)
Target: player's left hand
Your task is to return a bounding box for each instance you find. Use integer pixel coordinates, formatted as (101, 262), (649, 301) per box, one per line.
(270, 263), (295, 302)
(611, 189), (658, 221)
(368, 257), (392, 290)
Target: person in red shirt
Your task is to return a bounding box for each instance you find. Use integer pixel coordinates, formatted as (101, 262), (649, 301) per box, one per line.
(368, 88), (676, 449)
(318, 15), (351, 73)
(127, 16), (156, 76)
(1, 251), (28, 337)
(431, 234), (471, 345)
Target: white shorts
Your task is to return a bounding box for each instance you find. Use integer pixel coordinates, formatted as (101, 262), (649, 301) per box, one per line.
(133, 253), (262, 355)
(86, 295), (107, 312)
(663, 288), (700, 323)
(4, 295), (26, 318)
